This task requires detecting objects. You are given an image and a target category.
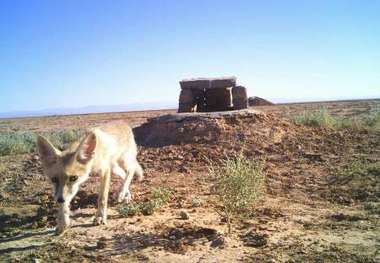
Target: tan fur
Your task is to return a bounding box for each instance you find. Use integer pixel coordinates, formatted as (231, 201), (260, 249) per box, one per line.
(37, 121), (143, 234)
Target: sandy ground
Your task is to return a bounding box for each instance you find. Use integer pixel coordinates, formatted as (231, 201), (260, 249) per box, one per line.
(0, 99), (379, 262)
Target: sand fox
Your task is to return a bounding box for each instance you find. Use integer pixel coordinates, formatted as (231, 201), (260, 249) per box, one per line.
(37, 121), (143, 234)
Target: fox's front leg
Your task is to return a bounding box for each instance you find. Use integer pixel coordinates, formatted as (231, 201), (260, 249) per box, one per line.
(94, 169), (111, 225)
(56, 203), (70, 235)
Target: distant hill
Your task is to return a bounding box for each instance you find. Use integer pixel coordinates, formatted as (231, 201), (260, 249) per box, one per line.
(0, 102), (177, 119)
(248, 96), (274, 106)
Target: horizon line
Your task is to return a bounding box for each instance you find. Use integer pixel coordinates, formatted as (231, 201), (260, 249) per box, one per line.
(0, 97), (379, 120)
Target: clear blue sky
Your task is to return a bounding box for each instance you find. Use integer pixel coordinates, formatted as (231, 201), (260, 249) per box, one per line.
(0, 0), (379, 113)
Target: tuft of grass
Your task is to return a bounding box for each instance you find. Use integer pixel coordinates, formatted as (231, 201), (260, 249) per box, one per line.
(0, 129), (84, 156)
(118, 187), (173, 217)
(293, 108), (337, 129)
(208, 151), (265, 234)
(294, 109), (380, 131)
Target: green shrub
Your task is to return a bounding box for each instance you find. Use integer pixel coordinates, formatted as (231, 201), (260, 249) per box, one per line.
(0, 132), (36, 156)
(45, 129), (84, 150)
(208, 152), (265, 234)
(0, 128), (84, 156)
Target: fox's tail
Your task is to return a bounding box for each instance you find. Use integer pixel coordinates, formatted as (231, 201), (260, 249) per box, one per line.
(134, 161), (144, 182)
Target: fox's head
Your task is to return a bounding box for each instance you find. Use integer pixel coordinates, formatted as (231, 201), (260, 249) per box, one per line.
(36, 133), (96, 205)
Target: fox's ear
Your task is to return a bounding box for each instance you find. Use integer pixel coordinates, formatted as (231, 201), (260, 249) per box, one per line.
(37, 135), (60, 165)
(77, 132), (96, 164)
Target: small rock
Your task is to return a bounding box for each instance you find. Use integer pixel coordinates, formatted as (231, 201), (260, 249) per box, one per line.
(179, 166), (189, 173)
(96, 237), (107, 249)
(210, 235), (226, 248)
(241, 232), (267, 247)
(191, 198), (202, 208)
(179, 211), (190, 220)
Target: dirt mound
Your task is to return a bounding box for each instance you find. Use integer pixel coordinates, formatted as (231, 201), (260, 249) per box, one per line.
(134, 109), (287, 147)
(134, 108), (378, 203)
(248, 96), (274, 106)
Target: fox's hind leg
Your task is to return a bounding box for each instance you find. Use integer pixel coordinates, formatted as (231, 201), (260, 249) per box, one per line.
(117, 166), (134, 203)
(117, 158), (143, 203)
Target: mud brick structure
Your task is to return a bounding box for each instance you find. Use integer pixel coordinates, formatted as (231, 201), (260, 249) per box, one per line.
(232, 86), (248, 110)
(178, 77), (248, 112)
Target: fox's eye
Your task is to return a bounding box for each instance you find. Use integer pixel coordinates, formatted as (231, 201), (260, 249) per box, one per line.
(51, 177), (58, 184)
(69, 176), (78, 182)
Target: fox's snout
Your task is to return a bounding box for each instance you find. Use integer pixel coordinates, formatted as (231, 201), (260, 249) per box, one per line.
(54, 182), (77, 205)
(57, 196), (65, 203)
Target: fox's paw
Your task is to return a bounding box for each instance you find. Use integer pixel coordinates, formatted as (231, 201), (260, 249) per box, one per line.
(56, 215), (70, 235)
(117, 190), (132, 204)
(93, 216), (107, 226)
(55, 224), (69, 235)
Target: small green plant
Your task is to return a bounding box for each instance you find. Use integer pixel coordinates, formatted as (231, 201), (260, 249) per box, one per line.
(208, 152), (265, 234)
(118, 187), (173, 217)
(118, 203), (141, 217)
(140, 201), (157, 216)
(151, 187), (172, 207)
